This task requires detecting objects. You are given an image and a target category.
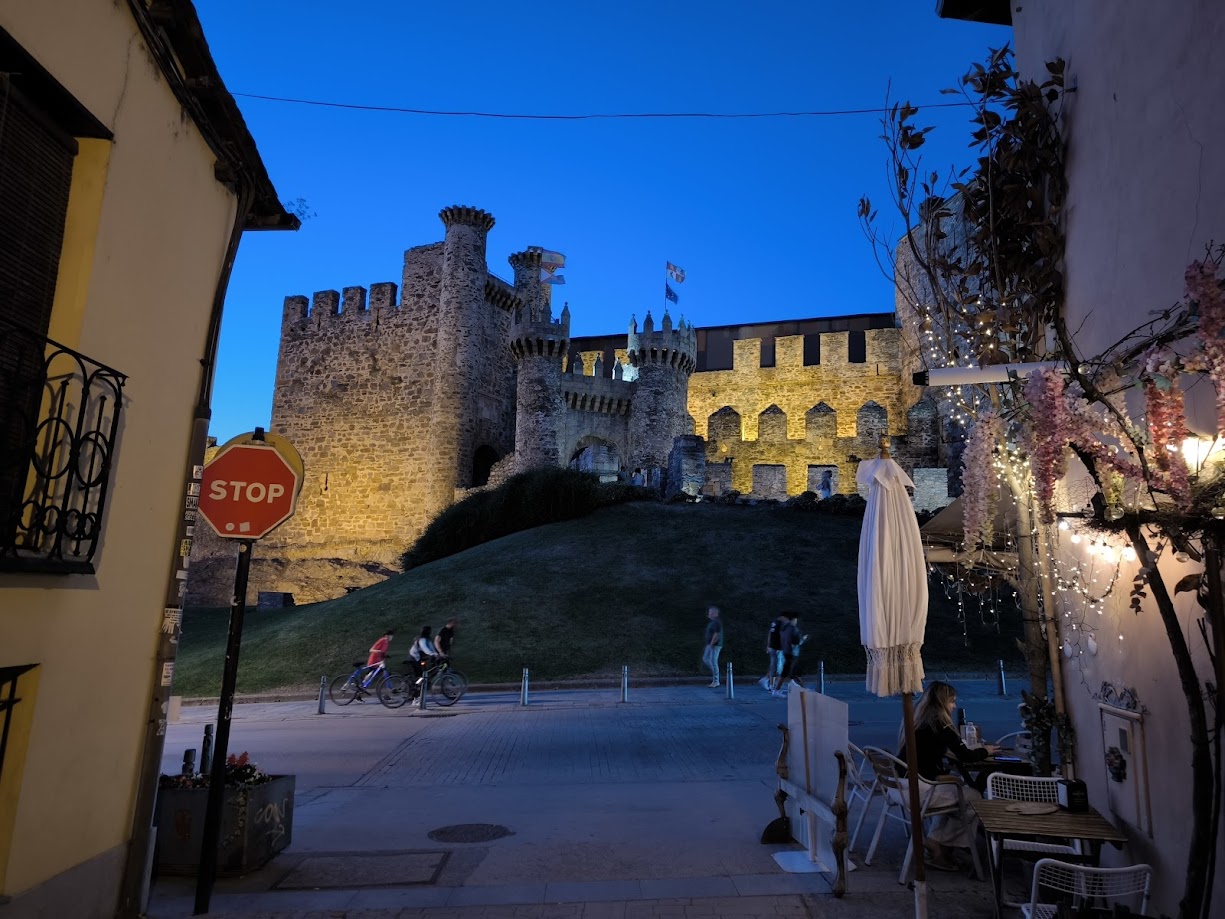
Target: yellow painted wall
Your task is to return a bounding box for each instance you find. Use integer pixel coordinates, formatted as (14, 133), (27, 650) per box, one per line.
(0, 0), (241, 902)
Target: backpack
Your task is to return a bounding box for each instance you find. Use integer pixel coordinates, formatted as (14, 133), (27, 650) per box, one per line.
(767, 619), (783, 651)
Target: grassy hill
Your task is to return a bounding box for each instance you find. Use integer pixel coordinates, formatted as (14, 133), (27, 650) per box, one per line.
(173, 501), (1023, 697)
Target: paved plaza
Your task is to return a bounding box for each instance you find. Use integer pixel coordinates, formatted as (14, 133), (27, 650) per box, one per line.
(150, 679), (1022, 918)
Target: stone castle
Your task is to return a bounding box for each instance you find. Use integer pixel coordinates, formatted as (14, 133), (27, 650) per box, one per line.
(188, 205), (947, 604)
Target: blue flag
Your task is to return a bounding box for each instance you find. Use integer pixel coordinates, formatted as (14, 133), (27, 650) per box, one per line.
(665, 283), (679, 304)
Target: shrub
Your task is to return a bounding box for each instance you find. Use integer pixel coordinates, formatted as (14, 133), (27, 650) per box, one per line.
(401, 468), (655, 570)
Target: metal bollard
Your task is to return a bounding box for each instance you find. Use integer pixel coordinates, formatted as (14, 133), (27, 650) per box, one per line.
(819, 660), (826, 695)
(181, 748), (196, 776)
(620, 665), (628, 703)
(200, 724), (214, 776)
(317, 675), (327, 714)
(520, 668), (530, 706)
(725, 661), (734, 700)
(417, 674), (428, 711)
(997, 659), (1008, 696)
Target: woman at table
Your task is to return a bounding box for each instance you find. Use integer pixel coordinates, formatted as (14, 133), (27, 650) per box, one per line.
(898, 680), (999, 871)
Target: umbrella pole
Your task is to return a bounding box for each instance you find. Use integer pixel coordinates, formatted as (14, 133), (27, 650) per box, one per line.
(902, 691), (928, 918)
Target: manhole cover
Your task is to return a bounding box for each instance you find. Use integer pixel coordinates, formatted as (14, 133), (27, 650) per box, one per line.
(428, 823), (514, 843)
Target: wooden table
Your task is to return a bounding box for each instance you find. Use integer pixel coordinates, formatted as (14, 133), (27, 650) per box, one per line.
(957, 752), (1034, 791)
(971, 798), (1129, 919)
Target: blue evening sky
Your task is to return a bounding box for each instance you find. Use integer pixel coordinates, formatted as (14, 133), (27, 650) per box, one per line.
(198, 1), (1007, 442)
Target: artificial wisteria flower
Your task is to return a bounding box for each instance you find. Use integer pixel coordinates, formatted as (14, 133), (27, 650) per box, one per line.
(1023, 368), (1072, 522)
(1143, 351), (1192, 506)
(961, 411), (1004, 548)
(1185, 258), (1225, 436)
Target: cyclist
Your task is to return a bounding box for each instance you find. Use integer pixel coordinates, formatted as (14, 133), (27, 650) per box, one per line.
(406, 625), (440, 695)
(367, 628), (394, 667)
(435, 619), (457, 660)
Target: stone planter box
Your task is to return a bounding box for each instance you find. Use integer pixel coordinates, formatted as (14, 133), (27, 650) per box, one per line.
(156, 775), (295, 876)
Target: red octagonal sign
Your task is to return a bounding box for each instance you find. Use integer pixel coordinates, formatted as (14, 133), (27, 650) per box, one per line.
(199, 442), (301, 540)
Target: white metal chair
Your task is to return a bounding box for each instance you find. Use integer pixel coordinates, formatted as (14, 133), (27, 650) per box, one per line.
(986, 773), (1082, 906)
(844, 742), (878, 854)
(861, 746), (984, 884)
(1022, 858), (1152, 919)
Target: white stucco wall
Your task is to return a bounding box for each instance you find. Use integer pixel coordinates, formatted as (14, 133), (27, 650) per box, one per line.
(1012, 2), (1225, 914)
(0, 0), (240, 910)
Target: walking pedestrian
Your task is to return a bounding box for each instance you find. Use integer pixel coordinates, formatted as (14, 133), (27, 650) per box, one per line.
(760, 614), (788, 690)
(702, 606), (723, 687)
(772, 614), (807, 696)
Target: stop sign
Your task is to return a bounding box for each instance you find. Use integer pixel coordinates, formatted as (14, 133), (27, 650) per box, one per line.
(199, 442), (301, 540)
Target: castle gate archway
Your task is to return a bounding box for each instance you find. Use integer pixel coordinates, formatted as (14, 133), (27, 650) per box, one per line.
(569, 435), (622, 481)
(472, 445), (500, 487)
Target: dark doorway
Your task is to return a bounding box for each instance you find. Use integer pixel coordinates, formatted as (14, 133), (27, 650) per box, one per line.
(472, 445), (499, 487)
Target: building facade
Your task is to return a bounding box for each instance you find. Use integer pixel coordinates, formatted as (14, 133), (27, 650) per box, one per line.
(0, 1), (294, 916)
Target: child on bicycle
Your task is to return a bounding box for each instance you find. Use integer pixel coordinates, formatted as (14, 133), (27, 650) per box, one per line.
(367, 628), (394, 668)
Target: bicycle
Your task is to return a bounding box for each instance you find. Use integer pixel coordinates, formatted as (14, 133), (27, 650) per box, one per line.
(328, 660), (389, 705)
(378, 658), (467, 708)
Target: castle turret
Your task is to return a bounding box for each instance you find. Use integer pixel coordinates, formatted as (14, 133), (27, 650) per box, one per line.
(509, 289), (570, 471)
(626, 308), (697, 475)
(432, 205), (496, 499)
(508, 248), (548, 323)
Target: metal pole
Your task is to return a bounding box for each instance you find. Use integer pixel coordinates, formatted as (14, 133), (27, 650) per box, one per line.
(620, 665), (628, 703)
(819, 660), (826, 695)
(317, 675), (327, 714)
(417, 672), (427, 711)
(193, 539), (254, 916)
(901, 691), (928, 917)
(520, 667), (530, 706)
(725, 661), (734, 700)
(200, 725), (213, 777)
(997, 659), (1007, 697)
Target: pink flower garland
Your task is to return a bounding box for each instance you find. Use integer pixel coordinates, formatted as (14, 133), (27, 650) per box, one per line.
(1023, 368), (1072, 522)
(962, 411), (1003, 547)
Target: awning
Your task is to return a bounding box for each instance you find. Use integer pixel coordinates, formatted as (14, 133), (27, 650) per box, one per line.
(920, 496), (1019, 574)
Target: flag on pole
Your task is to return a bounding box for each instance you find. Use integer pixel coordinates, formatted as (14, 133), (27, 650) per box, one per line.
(539, 250), (566, 271)
(666, 262), (686, 284)
(543, 274), (566, 285)
(665, 283), (679, 304)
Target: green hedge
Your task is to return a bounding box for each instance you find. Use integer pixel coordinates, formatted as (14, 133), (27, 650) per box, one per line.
(401, 468), (655, 570)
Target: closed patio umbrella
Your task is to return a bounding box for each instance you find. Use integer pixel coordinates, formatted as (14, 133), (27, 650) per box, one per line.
(857, 436), (930, 918)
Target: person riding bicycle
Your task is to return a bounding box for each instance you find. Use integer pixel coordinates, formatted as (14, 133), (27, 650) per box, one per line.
(406, 626), (440, 693)
(367, 628), (394, 668)
(435, 619), (457, 660)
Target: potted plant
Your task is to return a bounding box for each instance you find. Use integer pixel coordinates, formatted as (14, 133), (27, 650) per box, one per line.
(155, 752), (295, 876)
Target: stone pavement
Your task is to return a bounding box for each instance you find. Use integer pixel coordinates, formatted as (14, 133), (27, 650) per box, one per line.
(152, 681), (1022, 918)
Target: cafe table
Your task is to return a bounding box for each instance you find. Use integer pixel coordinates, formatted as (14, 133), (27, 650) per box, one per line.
(970, 798), (1129, 919)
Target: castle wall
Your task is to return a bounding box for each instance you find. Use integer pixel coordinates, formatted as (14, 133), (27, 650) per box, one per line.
(558, 374), (635, 465)
(690, 329), (939, 498)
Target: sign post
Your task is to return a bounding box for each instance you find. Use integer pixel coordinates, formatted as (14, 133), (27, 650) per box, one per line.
(192, 428), (301, 916)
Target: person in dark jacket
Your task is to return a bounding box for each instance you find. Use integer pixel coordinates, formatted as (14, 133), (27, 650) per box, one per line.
(898, 680), (998, 870)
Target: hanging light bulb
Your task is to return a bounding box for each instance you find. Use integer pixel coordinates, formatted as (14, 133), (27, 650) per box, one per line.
(1058, 520), (1070, 531)
(1122, 546), (1137, 562)
(1070, 533), (1082, 545)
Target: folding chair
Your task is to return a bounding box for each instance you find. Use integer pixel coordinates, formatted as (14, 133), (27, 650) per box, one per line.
(862, 746), (984, 884)
(845, 742), (878, 854)
(1023, 858), (1152, 919)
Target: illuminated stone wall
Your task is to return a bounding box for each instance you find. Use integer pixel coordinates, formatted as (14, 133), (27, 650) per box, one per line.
(689, 329), (940, 497)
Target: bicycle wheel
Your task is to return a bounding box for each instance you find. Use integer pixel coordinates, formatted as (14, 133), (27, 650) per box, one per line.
(446, 670), (469, 692)
(329, 673), (360, 705)
(377, 672), (411, 709)
(434, 672), (465, 706)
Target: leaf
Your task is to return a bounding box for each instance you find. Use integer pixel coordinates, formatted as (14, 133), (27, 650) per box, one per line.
(1175, 573), (1202, 595)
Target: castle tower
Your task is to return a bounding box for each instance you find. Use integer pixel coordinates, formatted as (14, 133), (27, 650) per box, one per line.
(626, 308), (697, 474)
(509, 247), (569, 471)
(432, 205), (496, 501)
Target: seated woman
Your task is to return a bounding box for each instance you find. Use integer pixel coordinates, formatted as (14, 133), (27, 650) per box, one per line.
(898, 680), (999, 871)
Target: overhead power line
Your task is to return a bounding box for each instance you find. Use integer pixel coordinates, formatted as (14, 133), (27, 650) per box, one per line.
(232, 92), (976, 121)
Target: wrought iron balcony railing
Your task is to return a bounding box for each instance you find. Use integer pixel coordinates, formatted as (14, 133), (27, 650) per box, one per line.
(0, 314), (127, 573)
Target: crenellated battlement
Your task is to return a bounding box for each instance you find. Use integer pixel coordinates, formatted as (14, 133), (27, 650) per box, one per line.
(627, 309), (698, 373)
(439, 204), (495, 232)
(485, 277), (520, 313)
(561, 373), (634, 415)
(281, 283), (400, 331)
